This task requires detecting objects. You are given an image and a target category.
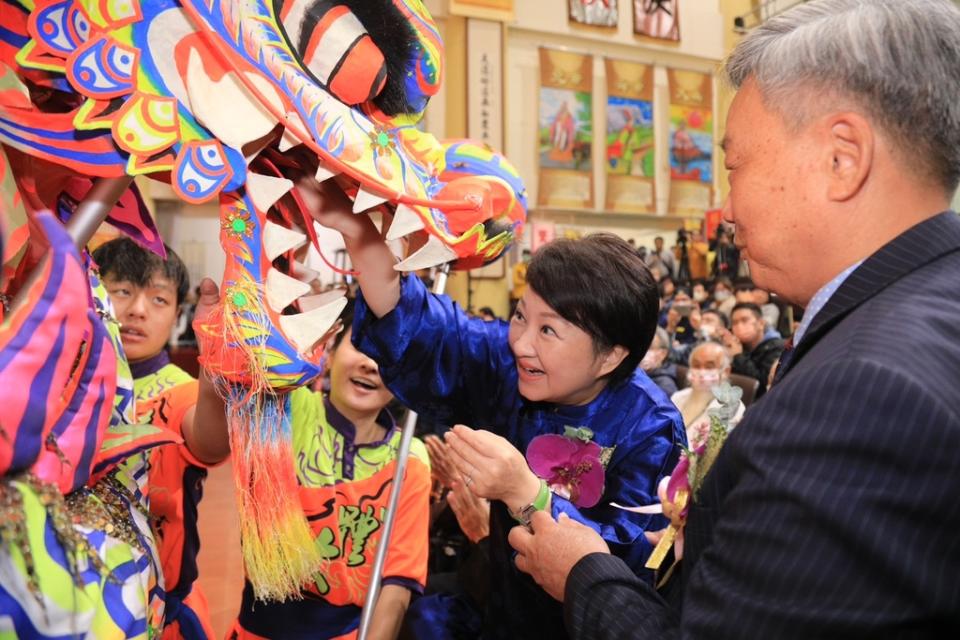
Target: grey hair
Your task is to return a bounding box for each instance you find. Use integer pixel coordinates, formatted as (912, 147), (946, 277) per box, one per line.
(689, 339), (731, 370)
(652, 326), (670, 351)
(724, 0), (960, 193)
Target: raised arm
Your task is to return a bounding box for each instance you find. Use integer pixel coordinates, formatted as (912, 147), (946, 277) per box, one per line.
(181, 278), (230, 464)
(297, 178), (399, 318)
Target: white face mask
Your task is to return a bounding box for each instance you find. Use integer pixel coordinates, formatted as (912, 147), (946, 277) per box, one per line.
(688, 368), (722, 391)
(714, 290), (731, 303)
(693, 291), (708, 303)
(699, 324), (716, 339)
(640, 349), (665, 372)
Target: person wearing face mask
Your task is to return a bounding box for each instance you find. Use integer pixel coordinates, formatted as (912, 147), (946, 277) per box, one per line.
(670, 341), (746, 448)
(710, 276), (736, 318)
(664, 289), (699, 346)
(697, 308), (729, 341)
(691, 280), (709, 305)
(640, 327), (678, 395)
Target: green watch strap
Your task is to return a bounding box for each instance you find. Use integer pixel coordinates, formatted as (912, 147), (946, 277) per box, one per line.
(511, 479), (551, 525)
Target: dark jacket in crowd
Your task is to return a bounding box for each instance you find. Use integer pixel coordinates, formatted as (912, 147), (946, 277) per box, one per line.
(647, 363), (679, 397)
(732, 337), (784, 397)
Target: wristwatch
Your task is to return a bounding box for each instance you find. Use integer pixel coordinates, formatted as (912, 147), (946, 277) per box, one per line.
(509, 479), (552, 526)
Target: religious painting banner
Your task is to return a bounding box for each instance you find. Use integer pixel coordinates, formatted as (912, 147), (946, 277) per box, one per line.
(604, 58), (655, 213)
(569, 0), (619, 27)
(538, 48), (594, 209)
(634, 0), (680, 41)
(667, 68), (713, 215)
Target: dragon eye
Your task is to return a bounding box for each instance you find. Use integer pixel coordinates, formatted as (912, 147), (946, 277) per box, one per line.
(273, 0), (386, 106)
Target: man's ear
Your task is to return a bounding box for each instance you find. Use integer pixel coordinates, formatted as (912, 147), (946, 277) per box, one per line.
(598, 345), (629, 378)
(823, 112), (874, 202)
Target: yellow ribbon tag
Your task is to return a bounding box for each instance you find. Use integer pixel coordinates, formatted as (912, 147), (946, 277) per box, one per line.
(644, 488), (689, 571)
(645, 524), (678, 570)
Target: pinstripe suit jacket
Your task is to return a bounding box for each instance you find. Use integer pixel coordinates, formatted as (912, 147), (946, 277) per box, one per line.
(564, 211), (960, 639)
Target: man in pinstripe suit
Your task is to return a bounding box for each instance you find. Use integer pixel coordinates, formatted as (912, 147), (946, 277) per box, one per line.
(508, 0), (960, 637)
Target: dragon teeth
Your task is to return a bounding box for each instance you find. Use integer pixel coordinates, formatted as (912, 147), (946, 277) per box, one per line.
(265, 268), (312, 312)
(353, 186), (389, 213)
(279, 296), (349, 355)
(263, 221), (308, 261)
(247, 173), (293, 213)
(385, 204), (426, 241)
(394, 234), (458, 271)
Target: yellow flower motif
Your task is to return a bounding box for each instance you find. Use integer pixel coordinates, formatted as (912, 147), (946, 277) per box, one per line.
(368, 128), (398, 157)
(222, 207), (253, 239)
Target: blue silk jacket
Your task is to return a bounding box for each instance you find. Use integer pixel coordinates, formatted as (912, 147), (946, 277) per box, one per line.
(353, 275), (685, 639)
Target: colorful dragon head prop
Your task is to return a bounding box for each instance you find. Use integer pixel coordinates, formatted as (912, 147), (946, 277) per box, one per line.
(0, 0), (527, 601)
(0, 0), (527, 390)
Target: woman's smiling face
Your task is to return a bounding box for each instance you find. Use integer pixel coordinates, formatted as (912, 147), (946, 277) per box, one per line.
(508, 289), (624, 406)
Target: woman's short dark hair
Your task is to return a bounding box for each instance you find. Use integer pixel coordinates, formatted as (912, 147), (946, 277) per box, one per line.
(525, 233), (658, 386)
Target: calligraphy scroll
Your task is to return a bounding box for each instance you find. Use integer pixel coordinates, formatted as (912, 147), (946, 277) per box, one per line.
(467, 19), (503, 149)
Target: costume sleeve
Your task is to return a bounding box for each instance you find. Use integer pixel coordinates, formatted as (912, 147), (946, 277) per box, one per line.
(353, 275), (518, 432)
(381, 440), (432, 592)
(141, 380), (210, 469)
(550, 400), (681, 576)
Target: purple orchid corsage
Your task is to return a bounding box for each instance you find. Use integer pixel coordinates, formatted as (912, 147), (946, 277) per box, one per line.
(526, 426), (614, 508)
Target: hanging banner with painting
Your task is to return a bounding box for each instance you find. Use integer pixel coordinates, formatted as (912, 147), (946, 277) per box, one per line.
(538, 48), (594, 209)
(569, 0), (619, 27)
(668, 68), (713, 215)
(634, 0), (680, 41)
(605, 58), (655, 213)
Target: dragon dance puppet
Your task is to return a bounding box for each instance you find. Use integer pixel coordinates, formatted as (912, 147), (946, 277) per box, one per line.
(0, 0), (527, 629)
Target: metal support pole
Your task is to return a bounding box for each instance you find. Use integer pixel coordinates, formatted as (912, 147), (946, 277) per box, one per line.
(8, 175), (134, 314)
(66, 176), (135, 249)
(357, 262), (451, 640)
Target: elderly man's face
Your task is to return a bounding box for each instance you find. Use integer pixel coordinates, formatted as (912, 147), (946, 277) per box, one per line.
(690, 343), (729, 378)
(721, 80), (822, 302)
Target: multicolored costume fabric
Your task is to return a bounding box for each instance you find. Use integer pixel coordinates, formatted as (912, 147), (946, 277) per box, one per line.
(0, 474), (157, 639)
(230, 388), (430, 640)
(0, 204), (172, 638)
(131, 351), (216, 640)
(353, 276), (686, 639)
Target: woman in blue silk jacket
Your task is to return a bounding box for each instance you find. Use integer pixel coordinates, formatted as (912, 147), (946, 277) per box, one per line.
(301, 181), (685, 640)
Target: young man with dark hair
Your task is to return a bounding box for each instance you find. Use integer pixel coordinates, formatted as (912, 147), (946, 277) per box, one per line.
(93, 237), (229, 640)
(724, 301), (785, 397)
